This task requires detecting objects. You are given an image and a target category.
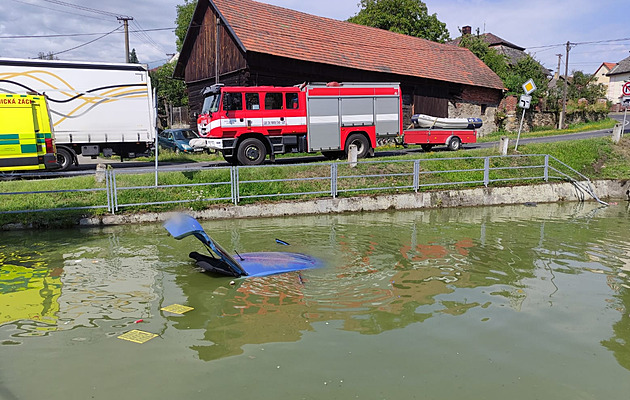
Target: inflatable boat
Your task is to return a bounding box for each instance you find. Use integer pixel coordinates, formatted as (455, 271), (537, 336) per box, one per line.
(164, 214), (323, 278)
(412, 114), (483, 130)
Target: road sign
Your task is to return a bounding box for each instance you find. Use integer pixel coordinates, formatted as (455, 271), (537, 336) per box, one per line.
(623, 82), (630, 96)
(519, 94), (532, 109)
(522, 79), (537, 95)
(622, 96), (630, 105)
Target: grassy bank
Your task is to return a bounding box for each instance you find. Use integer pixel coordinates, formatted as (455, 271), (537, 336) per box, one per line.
(1, 134), (629, 228)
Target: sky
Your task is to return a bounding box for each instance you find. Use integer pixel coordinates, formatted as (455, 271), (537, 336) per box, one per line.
(1, 0), (629, 74)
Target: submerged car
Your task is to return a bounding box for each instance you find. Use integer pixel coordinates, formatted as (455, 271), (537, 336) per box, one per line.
(158, 128), (203, 153)
(164, 214), (323, 278)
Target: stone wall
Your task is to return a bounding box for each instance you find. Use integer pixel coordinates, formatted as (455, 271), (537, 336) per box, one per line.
(448, 101), (498, 137)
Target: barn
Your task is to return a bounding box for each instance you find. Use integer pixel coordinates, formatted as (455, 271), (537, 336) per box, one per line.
(174, 0), (505, 134)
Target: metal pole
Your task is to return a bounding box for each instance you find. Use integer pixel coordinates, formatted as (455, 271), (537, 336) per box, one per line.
(117, 17), (134, 63)
(559, 41), (571, 129)
(515, 107), (526, 151)
(623, 106), (628, 137)
(215, 17), (220, 84)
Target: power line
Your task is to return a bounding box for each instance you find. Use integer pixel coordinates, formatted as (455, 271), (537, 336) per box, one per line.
(0, 27), (175, 39)
(50, 25), (123, 57)
(9, 0), (111, 21)
(40, 0), (129, 19)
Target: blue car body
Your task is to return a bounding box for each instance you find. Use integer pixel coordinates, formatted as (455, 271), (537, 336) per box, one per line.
(158, 128), (202, 153)
(164, 214), (323, 278)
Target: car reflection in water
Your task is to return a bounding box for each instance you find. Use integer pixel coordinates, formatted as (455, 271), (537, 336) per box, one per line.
(158, 128), (204, 154)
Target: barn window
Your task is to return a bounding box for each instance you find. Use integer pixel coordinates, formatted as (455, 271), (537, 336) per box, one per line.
(481, 104), (487, 115)
(246, 93), (260, 110)
(286, 93), (299, 109)
(265, 93), (283, 110)
(223, 92), (243, 111)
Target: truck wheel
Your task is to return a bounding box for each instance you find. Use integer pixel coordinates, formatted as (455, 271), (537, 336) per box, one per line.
(237, 138), (267, 165)
(56, 148), (75, 171)
(346, 134), (370, 158)
(448, 137), (461, 151)
(421, 144), (433, 152)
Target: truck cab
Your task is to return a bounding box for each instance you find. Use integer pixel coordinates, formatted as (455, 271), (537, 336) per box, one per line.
(194, 84), (307, 165)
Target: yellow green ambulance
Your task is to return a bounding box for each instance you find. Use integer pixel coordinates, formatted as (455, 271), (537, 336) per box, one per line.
(0, 93), (59, 171)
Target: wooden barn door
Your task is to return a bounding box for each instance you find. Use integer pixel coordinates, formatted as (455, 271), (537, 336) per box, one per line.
(413, 95), (448, 118)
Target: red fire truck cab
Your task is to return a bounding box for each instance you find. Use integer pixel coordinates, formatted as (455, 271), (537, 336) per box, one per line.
(193, 82), (403, 165)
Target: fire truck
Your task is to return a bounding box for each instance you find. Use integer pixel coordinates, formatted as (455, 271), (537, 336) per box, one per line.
(192, 82), (478, 165)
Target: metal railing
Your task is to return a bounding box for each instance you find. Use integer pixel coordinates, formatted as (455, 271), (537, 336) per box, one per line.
(0, 154), (606, 216)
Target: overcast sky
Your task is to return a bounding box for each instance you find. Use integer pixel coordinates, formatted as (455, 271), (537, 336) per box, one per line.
(1, 0), (629, 75)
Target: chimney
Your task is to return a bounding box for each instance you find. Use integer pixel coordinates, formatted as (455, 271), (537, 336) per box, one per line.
(462, 26), (472, 35)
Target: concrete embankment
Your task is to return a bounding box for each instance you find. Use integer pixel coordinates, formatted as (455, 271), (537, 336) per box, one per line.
(74, 179), (629, 227)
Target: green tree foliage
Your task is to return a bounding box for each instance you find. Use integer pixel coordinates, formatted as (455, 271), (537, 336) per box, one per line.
(37, 51), (58, 60)
(348, 0), (450, 43)
(457, 30), (548, 104)
(175, 0), (197, 51)
(150, 60), (188, 127)
(568, 71), (606, 103)
(129, 48), (139, 63)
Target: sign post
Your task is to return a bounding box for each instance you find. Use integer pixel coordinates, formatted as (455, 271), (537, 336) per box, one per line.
(622, 82), (630, 138)
(515, 81), (536, 151)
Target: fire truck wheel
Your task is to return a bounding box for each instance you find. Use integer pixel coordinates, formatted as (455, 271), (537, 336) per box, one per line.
(421, 144), (433, 152)
(222, 154), (237, 165)
(237, 138), (267, 165)
(447, 137), (461, 151)
(346, 134), (370, 158)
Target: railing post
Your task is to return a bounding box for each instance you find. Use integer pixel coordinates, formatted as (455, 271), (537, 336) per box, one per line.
(544, 155), (549, 182)
(413, 160), (420, 192)
(105, 169), (112, 214)
(483, 157), (490, 187)
(112, 169), (119, 213)
(231, 166), (240, 205)
(331, 163), (337, 198)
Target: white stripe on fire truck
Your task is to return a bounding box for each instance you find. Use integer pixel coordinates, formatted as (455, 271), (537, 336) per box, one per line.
(342, 114), (374, 123)
(376, 113), (399, 121)
(285, 117), (306, 125)
(309, 116), (339, 124)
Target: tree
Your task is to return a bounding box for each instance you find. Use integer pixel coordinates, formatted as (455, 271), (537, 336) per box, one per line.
(149, 60), (188, 127)
(175, 0), (196, 51)
(37, 51), (58, 60)
(348, 0), (450, 43)
(568, 71), (606, 104)
(129, 48), (139, 63)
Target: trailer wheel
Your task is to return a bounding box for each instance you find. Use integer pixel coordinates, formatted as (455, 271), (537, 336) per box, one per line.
(56, 147), (75, 171)
(237, 138), (267, 165)
(346, 134), (370, 158)
(421, 144), (433, 152)
(448, 137), (461, 151)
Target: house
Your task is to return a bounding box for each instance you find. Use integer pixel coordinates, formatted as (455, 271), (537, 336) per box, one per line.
(593, 62), (617, 102)
(607, 55), (630, 110)
(173, 0), (505, 135)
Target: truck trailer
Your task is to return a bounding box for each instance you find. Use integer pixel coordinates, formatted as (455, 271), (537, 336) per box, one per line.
(0, 58), (156, 170)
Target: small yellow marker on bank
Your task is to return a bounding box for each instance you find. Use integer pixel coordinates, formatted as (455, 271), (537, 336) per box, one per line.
(118, 329), (158, 344)
(161, 304), (194, 315)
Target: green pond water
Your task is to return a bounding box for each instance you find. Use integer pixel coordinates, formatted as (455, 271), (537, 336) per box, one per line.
(1, 203), (630, 399)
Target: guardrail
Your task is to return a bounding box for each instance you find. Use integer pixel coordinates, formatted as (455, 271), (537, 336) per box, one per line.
(0, 154), (606, 216)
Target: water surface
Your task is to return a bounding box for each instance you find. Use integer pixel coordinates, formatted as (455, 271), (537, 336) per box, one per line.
(1, 203), (630, 399)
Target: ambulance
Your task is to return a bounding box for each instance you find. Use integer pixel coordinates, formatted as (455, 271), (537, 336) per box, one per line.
(0, 93), (59, 171)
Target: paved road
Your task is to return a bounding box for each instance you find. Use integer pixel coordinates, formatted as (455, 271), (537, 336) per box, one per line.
(64, 114), (628, 173)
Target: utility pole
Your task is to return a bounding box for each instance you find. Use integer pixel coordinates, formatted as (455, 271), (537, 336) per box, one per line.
(559, 41), (572, 129)
(555, 53), (562, 79)
(117, 16), (134, 63)
(215, 17), (221, 84)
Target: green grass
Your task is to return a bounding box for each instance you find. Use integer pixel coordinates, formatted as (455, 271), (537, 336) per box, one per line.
(480, 118), (617, 142)
(1, 134), (629, 228)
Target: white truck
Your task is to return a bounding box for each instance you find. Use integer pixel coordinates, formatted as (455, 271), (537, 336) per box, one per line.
(0, 58), (156, 170)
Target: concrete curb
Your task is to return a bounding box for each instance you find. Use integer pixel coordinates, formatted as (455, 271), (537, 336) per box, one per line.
(72, 179), (630, 228)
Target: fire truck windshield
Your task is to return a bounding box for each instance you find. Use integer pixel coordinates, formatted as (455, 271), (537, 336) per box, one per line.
(201, 94), (221, 114)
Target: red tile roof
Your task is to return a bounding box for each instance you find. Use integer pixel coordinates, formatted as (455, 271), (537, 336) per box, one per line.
(210, 0), (504, 90)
